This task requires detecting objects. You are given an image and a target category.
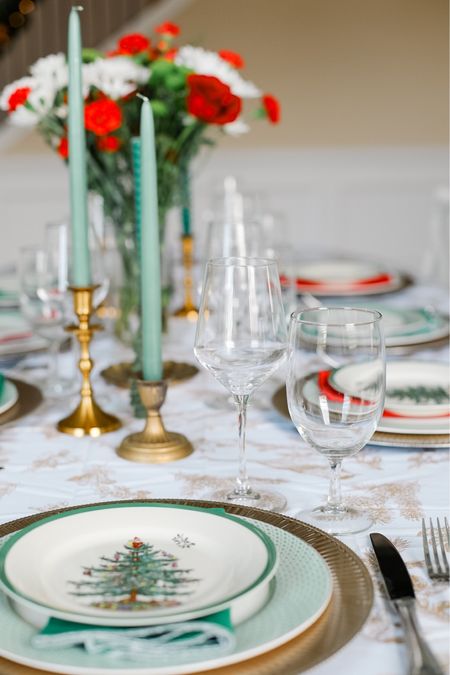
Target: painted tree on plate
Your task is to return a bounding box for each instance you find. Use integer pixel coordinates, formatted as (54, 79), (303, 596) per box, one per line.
(68, 537), (198, 611)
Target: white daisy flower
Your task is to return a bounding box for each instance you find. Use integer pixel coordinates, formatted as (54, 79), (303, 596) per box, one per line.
(83, 57), (150, 99)
(30, 53), (68, 90)
(175, 46), (260, 99)
(223, 118), (250, 136)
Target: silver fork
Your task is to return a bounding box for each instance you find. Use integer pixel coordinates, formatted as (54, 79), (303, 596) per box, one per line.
(421, 517), (449, 582)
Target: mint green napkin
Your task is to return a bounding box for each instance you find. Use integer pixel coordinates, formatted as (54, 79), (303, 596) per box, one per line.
(31, 609), (235, 664)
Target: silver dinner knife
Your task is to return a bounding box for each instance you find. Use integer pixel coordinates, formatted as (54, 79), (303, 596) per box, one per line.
(370, 533), (444, 675)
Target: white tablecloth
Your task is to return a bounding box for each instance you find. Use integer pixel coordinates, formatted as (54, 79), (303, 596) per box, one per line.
(0, 284), (449, 674)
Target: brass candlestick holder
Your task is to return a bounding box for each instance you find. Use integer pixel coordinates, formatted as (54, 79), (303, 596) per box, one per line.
(57, 285), (121, 437)
(117, 380), (193, 463)
(173, 234), (199, 321)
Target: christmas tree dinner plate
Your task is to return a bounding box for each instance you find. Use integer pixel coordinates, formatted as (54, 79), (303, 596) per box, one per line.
(0, 503), (277, 628)
(331, 360), (450, 418)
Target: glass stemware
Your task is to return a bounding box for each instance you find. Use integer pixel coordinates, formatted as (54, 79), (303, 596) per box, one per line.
(19, 242), (72, 397)
(286, 307), (385, 535)
(194, 257), (288, 511)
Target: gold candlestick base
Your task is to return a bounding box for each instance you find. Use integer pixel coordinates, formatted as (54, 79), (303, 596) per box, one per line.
(57, 286), (121, 437)
(173, 234), (199, 321)
(118, 380), (193, 463)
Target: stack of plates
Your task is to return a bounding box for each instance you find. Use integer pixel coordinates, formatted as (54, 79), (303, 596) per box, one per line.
(378, 307), (448, 347)
(0, 290), (19, 311)
(0, 501), (356, 675)
(0, 312), (48, 367)
(368, 306), (448, 352)
(272, 360), (450, 449)
(373, 360), (450, 446)
(295, 259), (409, 296)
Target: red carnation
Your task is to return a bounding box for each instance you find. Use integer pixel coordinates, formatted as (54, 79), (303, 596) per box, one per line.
(57, 137), (68, 159)
(118, 33), (150, 55)
(163, 48), (178, 62)
(262, 94), (281, 124)
(155, 21), (180, 37)
(8, 86), (31, 112)
(187, 74), (241, 125)
(219, 50), (245, 69)
(97, 135), (121, 153)
(84, 98), (122, 136)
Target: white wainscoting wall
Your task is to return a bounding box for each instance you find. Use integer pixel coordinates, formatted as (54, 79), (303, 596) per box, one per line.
(0, 145), (448, 284)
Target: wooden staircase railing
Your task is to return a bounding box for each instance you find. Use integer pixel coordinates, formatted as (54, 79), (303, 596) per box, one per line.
(0, 0), (158, 98)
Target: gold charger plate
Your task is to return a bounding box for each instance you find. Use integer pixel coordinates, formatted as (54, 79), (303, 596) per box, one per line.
(0, 498), (373, 675)
(272, 386), (450, 449)
(101, 361), (199, 388)
(0, 378), (43, 427)
(387, 336), (449, 355)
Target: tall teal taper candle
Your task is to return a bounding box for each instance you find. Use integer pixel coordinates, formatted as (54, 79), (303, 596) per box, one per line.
(139, 96), (162, 381)
(131, 137), (142, 253)
(67, 6), (91, 286)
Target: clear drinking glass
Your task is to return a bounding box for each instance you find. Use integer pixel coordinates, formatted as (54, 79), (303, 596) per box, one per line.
(203, 202), (265, 263)
(19, 243), (71, 397)
(194, 257), (288, 510)
(287, 307), (385, 534)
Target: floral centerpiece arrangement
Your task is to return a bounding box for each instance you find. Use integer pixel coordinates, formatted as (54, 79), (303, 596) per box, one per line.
(1, 20), (280, 337)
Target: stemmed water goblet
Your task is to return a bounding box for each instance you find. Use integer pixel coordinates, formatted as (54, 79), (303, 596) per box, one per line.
(194, 257), (288, 511)
(19, 239), (72, 397)
(286, 307), (385, 534)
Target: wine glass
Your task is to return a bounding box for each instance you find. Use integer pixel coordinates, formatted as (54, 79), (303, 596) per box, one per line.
(194, 257), (288, 510)
(286, 307), (385, 535)
(19, 243), (72, 397)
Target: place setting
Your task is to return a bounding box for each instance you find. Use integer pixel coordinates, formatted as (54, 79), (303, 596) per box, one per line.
(0, 2), (448, 675)
(0, 499), (372, 675)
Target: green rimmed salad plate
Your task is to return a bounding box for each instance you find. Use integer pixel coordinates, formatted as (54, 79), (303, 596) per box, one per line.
(0, 503), (277, 628)
(0, 378), (19, 415)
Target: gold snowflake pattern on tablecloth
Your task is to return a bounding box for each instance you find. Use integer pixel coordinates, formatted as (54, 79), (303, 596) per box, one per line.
(32, 449), (77, 470)
(28, 500), (71, 514)
(354, 452), (384, 471)
(407, 451), (450, 469)
(351, 482), (422, 524)
(69, 466), (152, 499)
(69, 466), (115, 491)
(0, 482), (17, 498)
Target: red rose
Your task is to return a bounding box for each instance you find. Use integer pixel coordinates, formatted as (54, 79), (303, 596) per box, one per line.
(187, 74), (241, 125)
(8, 86), (31, 112)
(97, 135), (121, 153)
(262, 94), (281, 124)
(118, 33), (150, 55)
(57, 137), (68, 159)
(84, 98), (122, 135)
(218, 50), (244, 69)
(155, 21), (180, 37)
(132, 537), (143, 549)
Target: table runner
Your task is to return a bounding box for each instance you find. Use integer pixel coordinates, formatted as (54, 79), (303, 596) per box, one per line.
(0, 283), (448, 674)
